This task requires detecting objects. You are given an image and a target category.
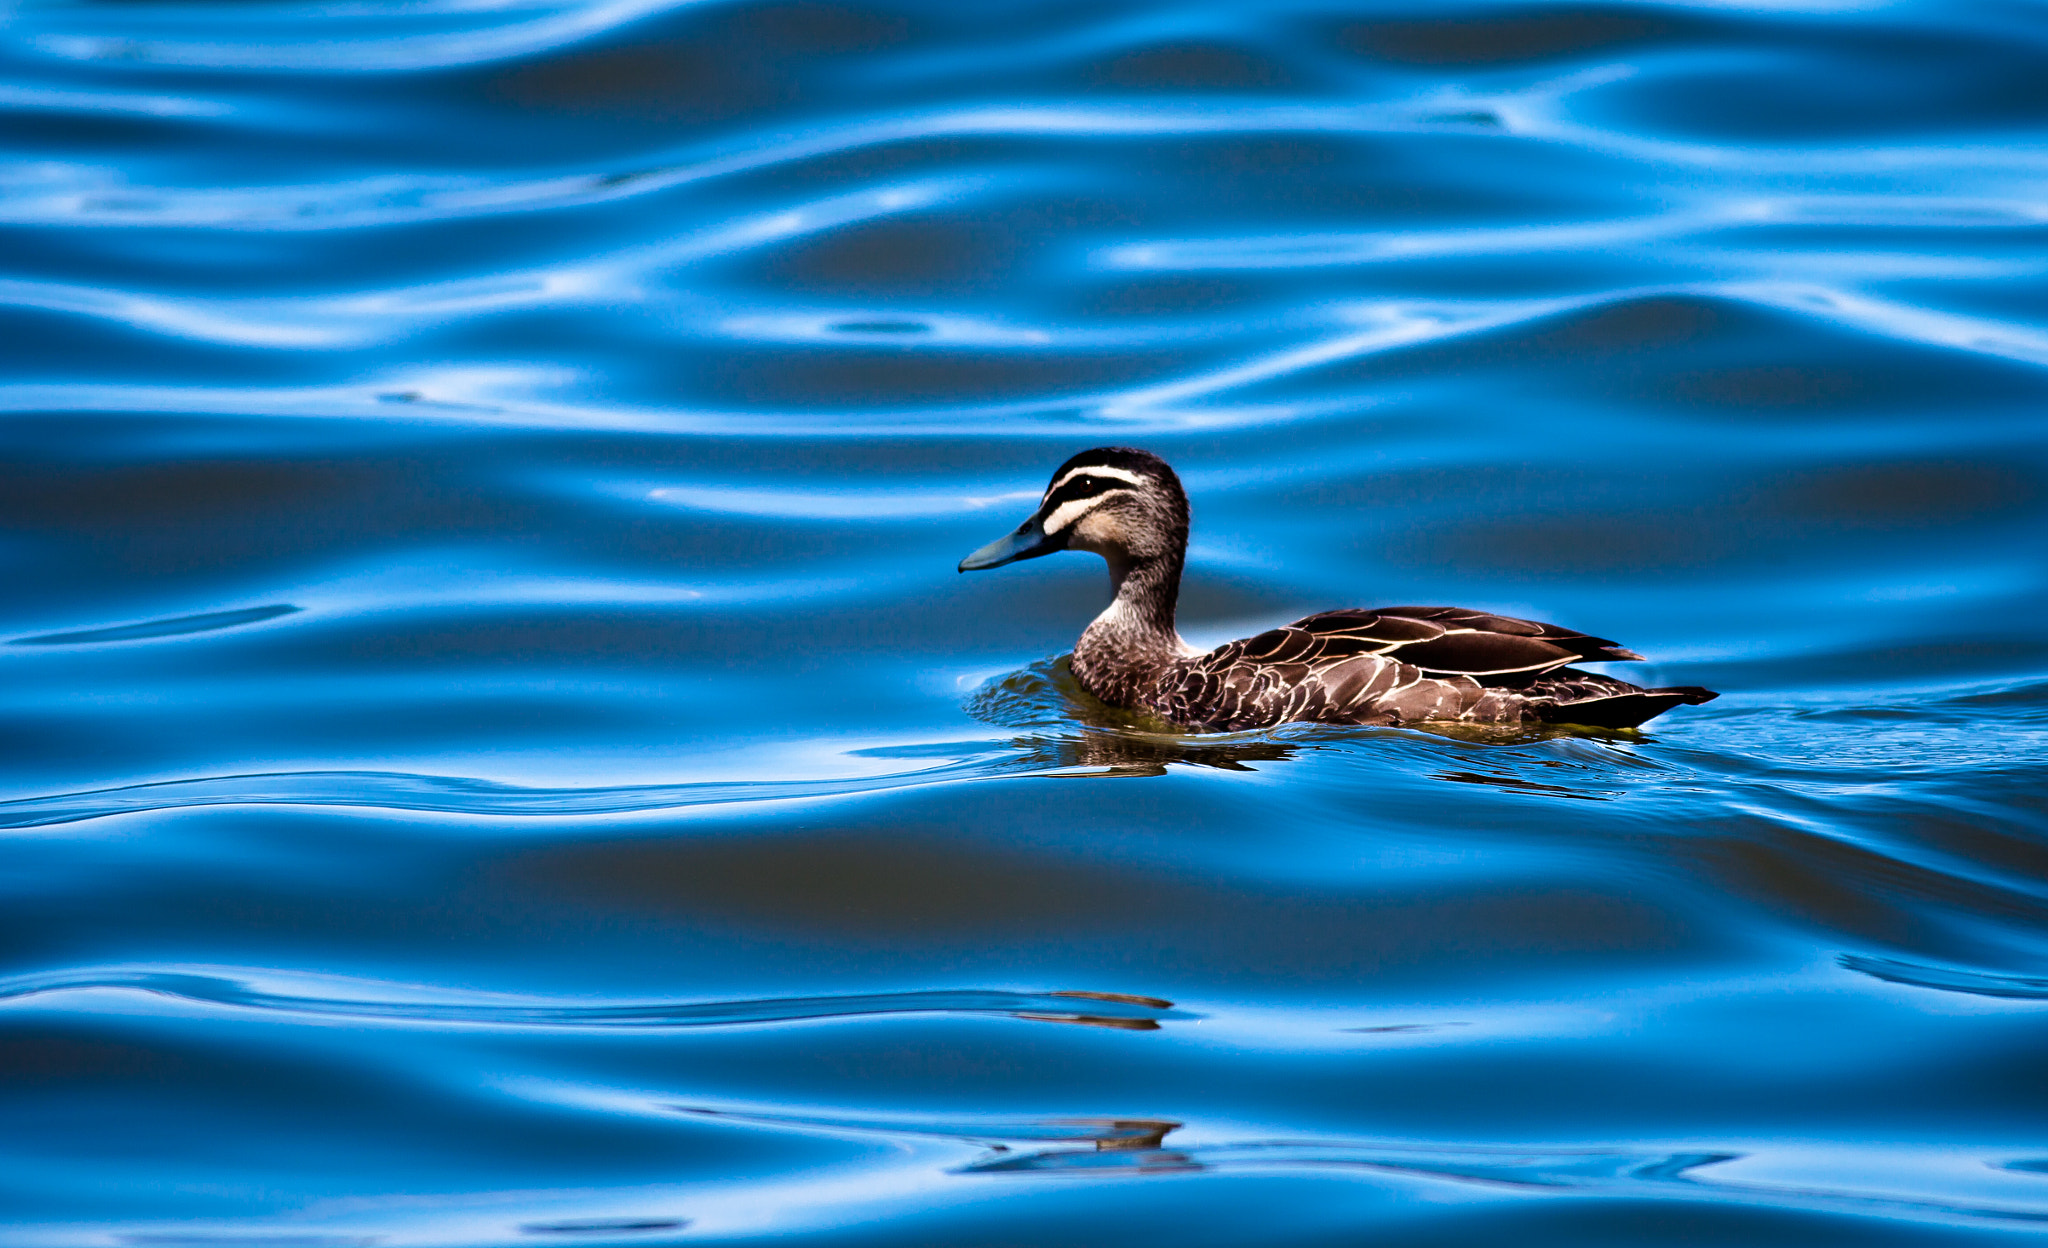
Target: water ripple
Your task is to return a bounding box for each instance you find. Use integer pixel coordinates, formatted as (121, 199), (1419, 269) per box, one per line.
(0, 760), (1014, 831)
(1840, 953), (2048, 1000)
(0, 967), (1188, 1030)
(654, 1108), (2048, 1226)
(24, 0), (706, 73)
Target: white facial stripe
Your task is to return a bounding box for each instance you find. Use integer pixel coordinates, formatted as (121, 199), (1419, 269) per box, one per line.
(1045, 465), (1148, 499)
(1041, 488), (1134, 534)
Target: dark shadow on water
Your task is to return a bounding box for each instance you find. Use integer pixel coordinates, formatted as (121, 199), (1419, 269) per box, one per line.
(1839, 953), (2048, 1000)
(677, 1105), (1181, 1150)
(1433, 769), (1612, 801)
(1339, 1021), (1471, 1034)
(520, 1218), (690, 1235)
(10, 604), (301, 646)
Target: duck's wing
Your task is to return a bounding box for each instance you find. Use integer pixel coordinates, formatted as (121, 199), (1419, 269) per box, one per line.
(1254, 605), (1642, 684)
(1172, 606), (1648, 730)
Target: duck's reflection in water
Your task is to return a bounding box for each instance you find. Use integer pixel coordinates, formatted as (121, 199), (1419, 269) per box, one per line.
(971, 656), (1301, 777)
(1008, 728), (1300, 778)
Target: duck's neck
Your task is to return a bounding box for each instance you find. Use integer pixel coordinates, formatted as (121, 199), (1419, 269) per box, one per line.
(1075, 550), (1188, 697)
(1105, 548), (1183, 638)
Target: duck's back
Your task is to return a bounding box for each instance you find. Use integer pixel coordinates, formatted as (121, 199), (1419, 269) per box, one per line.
(1136, 606), (1714, 732)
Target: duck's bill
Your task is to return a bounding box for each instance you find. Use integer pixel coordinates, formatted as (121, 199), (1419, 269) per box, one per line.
(958, 520), (1062, 571)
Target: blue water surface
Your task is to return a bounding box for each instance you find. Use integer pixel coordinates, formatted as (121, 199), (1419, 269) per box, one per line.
(5, 0), (2048, 1243)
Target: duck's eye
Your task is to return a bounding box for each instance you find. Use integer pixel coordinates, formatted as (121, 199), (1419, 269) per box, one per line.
(1044, 465), (1150, 497)
(1041, 488), (1133, 535)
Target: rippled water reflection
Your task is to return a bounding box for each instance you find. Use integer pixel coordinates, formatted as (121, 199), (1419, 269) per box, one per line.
(5, 0), (2048, 1244)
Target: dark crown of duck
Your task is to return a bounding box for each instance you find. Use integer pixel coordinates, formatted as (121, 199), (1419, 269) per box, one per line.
(960, 446), (1716, 732)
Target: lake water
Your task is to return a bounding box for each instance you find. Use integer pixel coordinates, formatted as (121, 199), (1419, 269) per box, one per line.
(5, 1), (2048, 1244)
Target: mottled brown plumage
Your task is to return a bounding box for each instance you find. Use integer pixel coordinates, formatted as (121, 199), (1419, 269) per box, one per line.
(959, 447), (1716, 732)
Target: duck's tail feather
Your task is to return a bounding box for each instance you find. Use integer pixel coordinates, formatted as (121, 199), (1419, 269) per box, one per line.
(1526, 669), (1719, 729)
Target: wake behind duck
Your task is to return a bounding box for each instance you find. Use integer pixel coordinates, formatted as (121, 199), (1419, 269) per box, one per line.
(959, 447), (1716, 732)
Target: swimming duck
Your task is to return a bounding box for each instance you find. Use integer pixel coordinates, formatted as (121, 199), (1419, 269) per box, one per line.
(958, 447), (1716, 732)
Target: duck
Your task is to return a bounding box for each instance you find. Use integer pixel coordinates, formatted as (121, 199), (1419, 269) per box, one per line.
(958, 446), (1716, 732)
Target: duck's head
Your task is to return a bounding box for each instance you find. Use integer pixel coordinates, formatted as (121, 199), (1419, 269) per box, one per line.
(958, 447), (1188, 575)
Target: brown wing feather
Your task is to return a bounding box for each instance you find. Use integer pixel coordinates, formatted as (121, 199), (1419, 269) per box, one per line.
(1283, 609), (1445, 645)
(1283, 605), (1642, 682)
(1372, 606), (1644, 663)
